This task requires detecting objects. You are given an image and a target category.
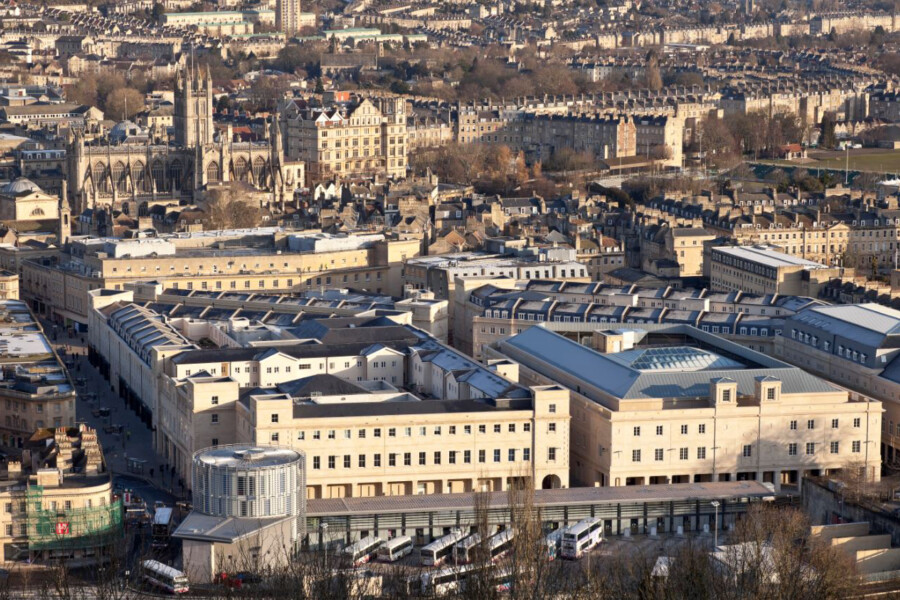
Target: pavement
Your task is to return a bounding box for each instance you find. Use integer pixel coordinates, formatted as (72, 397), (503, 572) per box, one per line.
(43, 322), (180, 510)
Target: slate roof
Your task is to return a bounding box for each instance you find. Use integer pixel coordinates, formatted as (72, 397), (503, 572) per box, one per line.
(499, 325), (839, 401)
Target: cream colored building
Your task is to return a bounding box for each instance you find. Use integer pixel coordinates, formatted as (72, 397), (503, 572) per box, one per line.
(281, 97), (408, 184)
(0, 300), (76, 448)
(0, 178), (60, 223)
(488, 324), (882, 492)
(0, 425), (121, 563)
(776, 303), (900, 469)
(0, 271), (18, 300)
(185, 375), (569, 499)
(710, 245), (843, 296)
(147, 314), (569, 497)
(22, 230), (420, 327)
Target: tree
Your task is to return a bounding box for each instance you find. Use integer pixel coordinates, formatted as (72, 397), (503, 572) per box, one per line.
(645, 49), (663, 91)
(203, 185), (262, 229)
(821, 112), (837, 149)
(104, 87), (144, 121)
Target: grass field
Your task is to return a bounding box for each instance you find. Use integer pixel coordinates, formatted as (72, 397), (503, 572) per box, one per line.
(759, 151), (900, 174)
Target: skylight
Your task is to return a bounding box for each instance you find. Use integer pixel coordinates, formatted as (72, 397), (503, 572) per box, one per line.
(608, 346), (745, 373)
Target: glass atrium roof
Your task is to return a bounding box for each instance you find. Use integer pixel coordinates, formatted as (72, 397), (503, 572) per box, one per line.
(607, 346), (746, 373)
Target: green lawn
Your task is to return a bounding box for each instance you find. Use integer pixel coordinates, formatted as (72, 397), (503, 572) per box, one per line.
(758, 151), (900, 174)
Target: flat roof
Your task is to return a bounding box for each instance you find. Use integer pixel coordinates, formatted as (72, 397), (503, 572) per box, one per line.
(306, 481), (775, 517)
(712, 246), (829, 270)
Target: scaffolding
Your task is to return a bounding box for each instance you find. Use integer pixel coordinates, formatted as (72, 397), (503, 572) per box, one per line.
(25, 485), (124, 553)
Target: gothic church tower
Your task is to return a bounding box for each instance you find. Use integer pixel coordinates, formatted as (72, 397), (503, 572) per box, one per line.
(174, 66), (214, 148)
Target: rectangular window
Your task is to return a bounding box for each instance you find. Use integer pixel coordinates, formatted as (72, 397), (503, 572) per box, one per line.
(680, 425), (688, 435)
(698, 424), (706, 434)
(271, 414), (279, 423)
(806, 442), (815, 455)
(523, 423), (531, 432)
(493, 424), (501, 433)
(358, 455), (366, 468)
(766, 388), (776, 400)
(388, 428), (396, 437)
(313, 430), (320, 440)
(419, 452), (426, 466)
(549, 447), (557, 461)
(790, 420), (797, 430)
(374, 454), (381, 467)
(633, 426), (641, 436)
(722, 389), (732, 402)
(449, 451), (457, 464)
(549, 403), (556, 414)
(807, 420), (815, 430)
(478, 450), (486, 463)
(743, 445), (752, 457)
(464, 425), (472, 434)
(656, 425), (663, 435)
(464, 450), (471, 463)
(523, 448), (531, 461)
(679, 447), (688, 460)
(830, 441), (839, 454)
(852, 441), (861, 453)
(389, 453), (396, 467)
(404, 453), (411, 466)
(632, 449), (641, 462)
(479, 425), (486, 434)
(508, 449), (516, 461)
(343, 455), (350, 469)
(788, 443), (797, 456)
(328, 456), (335, 469)
(449, 426), (457, 435)
(493, 449), (500, 463)
(328, 430), (335, 439)
(508, 424), (515, 433)
(853, 418), (861, 428)
(654, 448), (664, 461)
(434, 451), (441, 465)
(548, 423), (556, 433)
(211, 414), (218, 424)
(697, 447), (707, 459)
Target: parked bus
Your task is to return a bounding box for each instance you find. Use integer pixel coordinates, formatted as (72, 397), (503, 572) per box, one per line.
(561, 517), (603, 559)
(486, 529), (514, 562)
(151, 507), (174, 549)
(544, 529), (565, 561)
(453, 533), (481, 564)
(420, 564), (512, 596)
(340, 536), (383, 567)
(141, 560), (189, 594)
(454, 530), (514, 564)
(421, 530), (468, 567)
(377, 535), (413, 562)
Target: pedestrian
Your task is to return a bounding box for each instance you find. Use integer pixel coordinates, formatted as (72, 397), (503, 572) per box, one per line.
(150, 468), (154, 479)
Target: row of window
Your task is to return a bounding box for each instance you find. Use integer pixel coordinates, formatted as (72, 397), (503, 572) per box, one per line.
(634, 417), (862, 436)
(310, 448), (541, 469)
(294, 422), (537, 440)
(631, 441), (862, 462)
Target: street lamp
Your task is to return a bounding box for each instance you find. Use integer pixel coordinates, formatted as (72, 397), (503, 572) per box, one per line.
(452, 527), (461, 571)
(710, 501), (720, 550)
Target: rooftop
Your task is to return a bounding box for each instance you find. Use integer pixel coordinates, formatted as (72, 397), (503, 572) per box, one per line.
(194, 445), (303, 470)
(498, 325), (839, 402)
(713, 246), (830, 270)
